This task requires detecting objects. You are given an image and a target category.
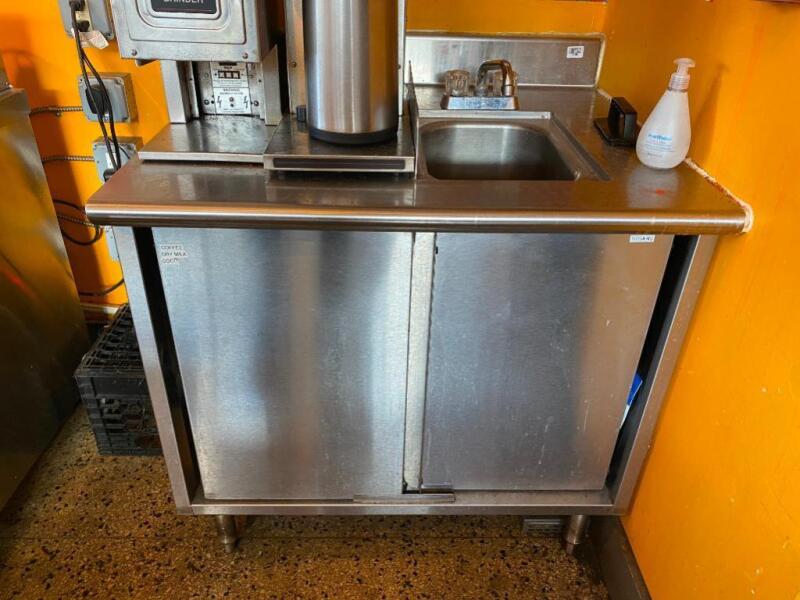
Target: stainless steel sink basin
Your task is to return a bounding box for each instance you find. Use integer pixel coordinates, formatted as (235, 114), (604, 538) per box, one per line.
(417, 117), (603, 181)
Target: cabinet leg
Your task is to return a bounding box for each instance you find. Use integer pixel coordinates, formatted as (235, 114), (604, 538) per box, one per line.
(562, 514), (590, 555)
(214, 515), (240, 553)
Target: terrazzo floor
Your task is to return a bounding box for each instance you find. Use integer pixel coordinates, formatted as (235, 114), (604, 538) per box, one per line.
(0, 408), (610, 599)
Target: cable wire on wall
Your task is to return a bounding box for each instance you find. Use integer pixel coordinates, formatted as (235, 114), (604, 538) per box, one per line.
(78, 279), (125, 297)
(42, 154), (94, 163)
(53, 198), (103, 247)
(53, 198), (125, 298)
(30, 105), (83, 116)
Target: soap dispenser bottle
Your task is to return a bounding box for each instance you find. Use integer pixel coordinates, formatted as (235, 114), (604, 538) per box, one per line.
(636, 58), (696, 169)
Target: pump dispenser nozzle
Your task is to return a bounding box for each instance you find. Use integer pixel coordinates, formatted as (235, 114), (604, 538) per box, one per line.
(669, 58), (696, 91)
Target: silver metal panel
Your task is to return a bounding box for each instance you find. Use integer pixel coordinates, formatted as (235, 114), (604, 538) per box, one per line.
(264, 116), (415, 173)
(0, 88), (88, 509)
(610, 235), (718, 509)
(284, 0), (306, 111)
(160, 61), (192, 124)
(110, 0), (268, 62)
(405, 33), (604, 88)
(88, 88), (750, 234)
(403, 233), (435, 491)
(139, 118), (275, 163)
(152, 228), (413, 500)
(421, 233), (672, 491)
(262, 45), (283, 125)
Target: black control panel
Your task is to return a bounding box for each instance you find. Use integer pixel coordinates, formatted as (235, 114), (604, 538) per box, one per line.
(151, 0), (218, 14)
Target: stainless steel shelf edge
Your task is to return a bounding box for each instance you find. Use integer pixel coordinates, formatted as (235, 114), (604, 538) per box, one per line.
(88, 201), (746, 235)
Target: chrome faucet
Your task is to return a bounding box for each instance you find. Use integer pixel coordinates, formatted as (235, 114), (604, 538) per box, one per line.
(441, 59), (519, 111)
(476, 59), (517, 98)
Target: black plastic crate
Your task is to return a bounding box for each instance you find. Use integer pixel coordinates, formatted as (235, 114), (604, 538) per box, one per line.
(75, 305), (161, 456)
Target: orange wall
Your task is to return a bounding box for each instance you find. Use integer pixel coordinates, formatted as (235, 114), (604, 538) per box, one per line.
(408, 0), (606, 33)
(0, 6), (168, 308)
(601, 1), (800, 598)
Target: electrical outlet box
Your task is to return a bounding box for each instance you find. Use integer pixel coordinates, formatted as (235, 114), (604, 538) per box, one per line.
(92, 136), (141, 182)
(58, 0), (115, 40)
(109, 0), (269, 62)
(77, 73), (137, 123)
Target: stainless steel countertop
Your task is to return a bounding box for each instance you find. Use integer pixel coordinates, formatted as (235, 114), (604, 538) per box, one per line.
(87, 87), (748, 234)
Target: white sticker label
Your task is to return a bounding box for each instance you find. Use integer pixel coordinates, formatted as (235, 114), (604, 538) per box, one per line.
(629, 234), (656, 244)
(566, 46), (585, 59)
(211, 62), (251, 115)
(159, 243), (188, 265)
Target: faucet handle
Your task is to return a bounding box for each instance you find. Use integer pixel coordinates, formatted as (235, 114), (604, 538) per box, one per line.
(444, 69), (471, 97)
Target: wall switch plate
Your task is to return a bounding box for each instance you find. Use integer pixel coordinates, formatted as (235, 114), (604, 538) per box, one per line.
(92, 136), (141, 182)
(58, 0), (115, 40)
(77, 73), (137, 123)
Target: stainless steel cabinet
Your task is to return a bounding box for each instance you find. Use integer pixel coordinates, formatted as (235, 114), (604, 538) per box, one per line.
(419, 233), (672, 492)
(149, 228), (671, 501)
(153, 229), (413, 500)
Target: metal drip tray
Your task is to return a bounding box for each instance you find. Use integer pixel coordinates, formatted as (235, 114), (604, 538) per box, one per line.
(264, 117), (416, 174)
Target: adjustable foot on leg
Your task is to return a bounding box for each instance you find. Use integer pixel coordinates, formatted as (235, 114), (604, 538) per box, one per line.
(563, 514), (590, 555)
(214, 515), (240, 553)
